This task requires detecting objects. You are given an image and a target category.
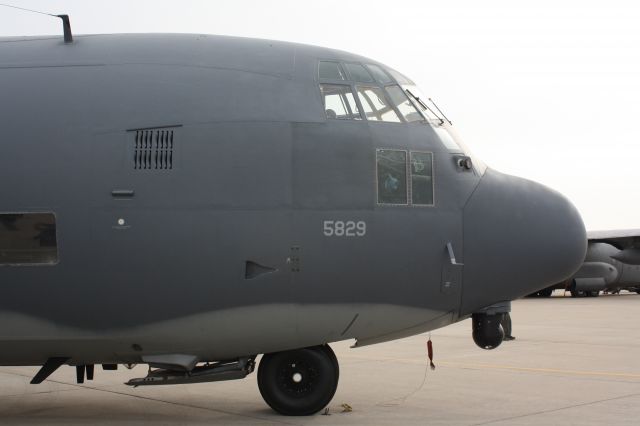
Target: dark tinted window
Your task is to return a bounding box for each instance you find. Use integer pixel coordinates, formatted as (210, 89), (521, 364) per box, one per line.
(344, 63), (374, 82)
(377, 150), (408, 204)
(0, 213), (58, 265)
(410, 152), (434, 205)
(318, 61), (346, 80)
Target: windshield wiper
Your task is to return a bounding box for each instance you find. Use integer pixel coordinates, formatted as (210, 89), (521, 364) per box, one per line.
(405, 89), (444, 125)
(428, 97), (452, 125)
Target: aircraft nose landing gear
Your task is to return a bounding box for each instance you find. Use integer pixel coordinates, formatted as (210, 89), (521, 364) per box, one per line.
(258, 344), (339, 416)
(472, 312), (504, 349)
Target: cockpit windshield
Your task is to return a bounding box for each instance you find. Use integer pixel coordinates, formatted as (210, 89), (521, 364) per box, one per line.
(402, 85), (487, 173)
(385, 85), (423, 123)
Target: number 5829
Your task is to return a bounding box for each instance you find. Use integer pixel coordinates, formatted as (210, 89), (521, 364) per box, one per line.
(323, 220), (366, 237)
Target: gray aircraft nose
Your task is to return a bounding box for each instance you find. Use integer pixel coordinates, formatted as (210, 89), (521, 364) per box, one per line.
(461, 169), (587, 315)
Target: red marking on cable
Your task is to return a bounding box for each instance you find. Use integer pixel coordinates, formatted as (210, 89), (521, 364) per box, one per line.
(427, 338), (436, 370)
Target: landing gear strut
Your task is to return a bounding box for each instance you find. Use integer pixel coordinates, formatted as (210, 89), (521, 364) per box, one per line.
(258, 344), (339, 416)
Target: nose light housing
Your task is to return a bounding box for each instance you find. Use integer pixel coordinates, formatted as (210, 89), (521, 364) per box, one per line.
(455, 155), (473, 170)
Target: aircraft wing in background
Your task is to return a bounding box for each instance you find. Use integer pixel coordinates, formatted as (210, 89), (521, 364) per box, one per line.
(588, 229), (640, 265)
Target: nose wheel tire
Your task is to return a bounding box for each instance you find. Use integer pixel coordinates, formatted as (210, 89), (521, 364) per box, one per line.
(258, 345), (339, 416)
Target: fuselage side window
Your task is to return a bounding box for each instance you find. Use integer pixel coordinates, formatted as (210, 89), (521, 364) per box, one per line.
(366, 64), (393, 84)
(320, 84), (362, 120)
(376, 149), (408, 205)
(385, 85), (423, 123)
(318, 61), (346, 80)
(0, 213), (58, 265)
(376, 150), (434, 206)
(410, 152), (434, 205)
(344, 63), (374, 83)
(356, 86), (402, 123)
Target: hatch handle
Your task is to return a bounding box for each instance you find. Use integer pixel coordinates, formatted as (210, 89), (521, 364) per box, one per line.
(446, 242), (463, 266)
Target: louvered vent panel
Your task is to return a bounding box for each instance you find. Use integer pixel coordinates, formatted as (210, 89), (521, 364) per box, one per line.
(134, 129), (174, 170)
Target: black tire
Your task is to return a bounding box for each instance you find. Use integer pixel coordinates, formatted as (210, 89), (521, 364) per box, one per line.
(258, 346), (339, 416)
(319, 344), (340, 382)
(569, 281), (584, 298)
(588, 291), (600, 297)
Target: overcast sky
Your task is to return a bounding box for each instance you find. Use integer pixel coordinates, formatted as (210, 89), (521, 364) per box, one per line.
(2, 0), (638, 230)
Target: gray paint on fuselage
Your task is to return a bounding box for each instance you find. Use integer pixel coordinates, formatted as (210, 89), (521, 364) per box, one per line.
(0, 35), (476, 329)
(0, 303), (448, 365)
(0, 34), (587, 365)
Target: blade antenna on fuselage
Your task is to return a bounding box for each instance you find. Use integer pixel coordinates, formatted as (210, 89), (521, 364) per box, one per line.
(0, 3), (73, 43)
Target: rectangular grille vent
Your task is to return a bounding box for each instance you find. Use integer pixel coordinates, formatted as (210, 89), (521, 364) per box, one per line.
(134, 129), (174, 170)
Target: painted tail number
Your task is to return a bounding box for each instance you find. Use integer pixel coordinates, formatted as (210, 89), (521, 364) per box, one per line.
(323, 220), (366, 237)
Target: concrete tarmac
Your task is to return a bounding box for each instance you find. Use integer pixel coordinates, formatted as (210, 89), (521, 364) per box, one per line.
(1, 291), (639, 425)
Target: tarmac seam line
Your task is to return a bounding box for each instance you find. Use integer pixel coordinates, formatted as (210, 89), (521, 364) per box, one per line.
(470, 391), (640, 425)
(342, 355), (640, 380)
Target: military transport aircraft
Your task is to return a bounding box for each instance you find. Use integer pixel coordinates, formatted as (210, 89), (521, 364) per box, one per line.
(0, 26), (587, 415)
(529, 229), (640, 297)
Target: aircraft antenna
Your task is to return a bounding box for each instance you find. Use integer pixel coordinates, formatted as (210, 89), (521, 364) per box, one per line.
(0, 3), (73, 43)
(428, 97), (452, 125)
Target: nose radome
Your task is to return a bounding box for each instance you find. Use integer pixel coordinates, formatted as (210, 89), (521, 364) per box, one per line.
(461, 169), (587, 315)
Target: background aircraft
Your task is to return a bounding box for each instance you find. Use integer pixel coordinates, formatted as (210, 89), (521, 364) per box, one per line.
(0, 24), (587, 415)
(529, 230), (640, 297)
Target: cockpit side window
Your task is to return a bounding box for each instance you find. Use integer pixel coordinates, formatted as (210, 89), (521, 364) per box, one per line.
(356, 86), (402, 123)
(375, 150), (434, 206)
(410, 152), (434, 205)
(385, 85), (423, 122)
(343, 63), (374, 83)
(320, 84), (362, 120)
(318, 61), (346, 80)
(366, 64), (393, 84)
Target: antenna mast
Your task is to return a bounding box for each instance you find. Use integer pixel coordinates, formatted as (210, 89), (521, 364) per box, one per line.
(57, 14), (73, 43)
(0, 3), (73, 43)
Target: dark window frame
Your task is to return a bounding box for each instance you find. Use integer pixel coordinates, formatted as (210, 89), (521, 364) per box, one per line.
(342, 62), (375, 83)
(0, 212), (59, 266)
(317, 60), (414, 125)
(384, 84), (425, 123)
(319, 83), (363, 120)
(365, 64), (393, 84)
(318, 61), (347, 81)
(409, 151), (435, 206)
(375, 149), (435, 207)
(375, 148), (409, 206)
(356, 85), (405, 123)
